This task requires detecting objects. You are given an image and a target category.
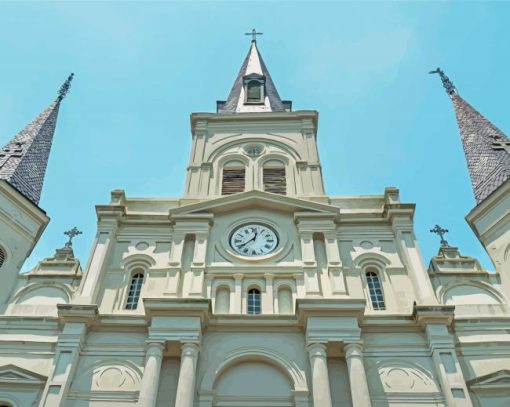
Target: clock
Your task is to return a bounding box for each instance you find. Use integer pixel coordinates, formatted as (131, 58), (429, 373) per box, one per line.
(230, 223), (278, 257)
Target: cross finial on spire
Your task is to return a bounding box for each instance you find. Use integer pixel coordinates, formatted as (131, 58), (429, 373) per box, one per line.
(429, 68), (456, 96)
(430, 224), (450, 248)
(64, 226), (82, 248)
(245, 28), (263, 43)
(58, 73), (74, 101)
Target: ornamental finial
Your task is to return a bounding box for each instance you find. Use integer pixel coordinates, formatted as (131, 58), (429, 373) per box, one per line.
(64, 226), (82, 248)
(430, 224), (450, 248)
(58, 73), (74, 101)
(429, 67), (456, 95)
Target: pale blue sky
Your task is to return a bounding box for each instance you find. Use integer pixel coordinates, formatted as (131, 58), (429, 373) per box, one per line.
(1, 1), (509, 271)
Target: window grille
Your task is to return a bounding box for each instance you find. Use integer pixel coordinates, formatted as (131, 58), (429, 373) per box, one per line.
(125, 273), (144, 310)
(366, 271), (385, 310)
(222, 169), (245, 195)
(247, 288), (261, 315)
(263, 168), (286, 194)
(0, 247), (5, 269)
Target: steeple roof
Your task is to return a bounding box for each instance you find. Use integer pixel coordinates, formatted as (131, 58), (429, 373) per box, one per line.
(0, 74), (73, 206)
(217, 40), (290, 114)
(432, 68), (510, 204)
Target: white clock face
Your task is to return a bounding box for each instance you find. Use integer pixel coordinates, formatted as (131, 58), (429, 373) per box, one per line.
(230, 224), (278, 257)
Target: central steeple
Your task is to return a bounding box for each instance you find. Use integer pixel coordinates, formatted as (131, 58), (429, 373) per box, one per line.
(217, 35), (291, 114)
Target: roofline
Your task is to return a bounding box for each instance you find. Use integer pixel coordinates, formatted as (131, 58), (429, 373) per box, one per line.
(190, 110), (319, 129)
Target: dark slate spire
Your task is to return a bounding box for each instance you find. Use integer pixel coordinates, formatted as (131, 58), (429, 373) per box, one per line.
(0, 73), (73, 205)
(432, 68), (510, 204)
(217, 40), (291, 114)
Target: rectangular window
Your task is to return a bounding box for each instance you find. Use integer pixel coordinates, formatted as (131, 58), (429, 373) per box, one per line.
(222, 169), (245, 195)
(263, 168), (286, 194)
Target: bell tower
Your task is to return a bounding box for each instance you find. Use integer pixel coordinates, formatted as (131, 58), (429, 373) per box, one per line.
(185, 37), (325, 200)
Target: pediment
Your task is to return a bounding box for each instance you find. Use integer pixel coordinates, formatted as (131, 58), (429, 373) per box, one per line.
(468, 370), (510, 391)
(0, 364), (47, 386)
(172, 190), (339, 216)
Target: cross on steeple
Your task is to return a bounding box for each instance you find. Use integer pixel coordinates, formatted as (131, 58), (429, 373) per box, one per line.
(429, 67), (456, 96)
(64, 226), (82, 248)
(430, 224), (450, 248)
(245, 28), (263, 43)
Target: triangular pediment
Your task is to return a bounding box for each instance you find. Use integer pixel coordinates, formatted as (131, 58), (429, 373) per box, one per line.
(468, 369), (510, 391)
(0, 364), (47, 386)
(172, 190), (339, 216)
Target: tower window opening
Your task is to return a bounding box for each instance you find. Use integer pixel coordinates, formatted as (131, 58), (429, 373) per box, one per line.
(0, 246), (5, 269)
(263, 161), (286, 195)
(366, 270), (385, 310)
(222, 161), (246, 195)
(246, 80), (264, 103)
(247, 288), (261, 315)
(125, 272), (144, 310)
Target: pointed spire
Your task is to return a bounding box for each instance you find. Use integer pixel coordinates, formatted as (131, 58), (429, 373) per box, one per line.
(217, 38), (291, 114)
(432, 68), (510, 204)
(0, 74), (73, 205)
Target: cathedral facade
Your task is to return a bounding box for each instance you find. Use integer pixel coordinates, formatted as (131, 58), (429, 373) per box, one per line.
(0, 39), (509, 407)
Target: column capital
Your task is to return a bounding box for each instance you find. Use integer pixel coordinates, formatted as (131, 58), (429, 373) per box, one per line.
(264, 273), (274, 282)
(146, 341), (165, 355)
(233, 273), (244, 281)
(181, 342), (200, 359)
(307, 342), (327, 359)
(344, 342), (363, 358)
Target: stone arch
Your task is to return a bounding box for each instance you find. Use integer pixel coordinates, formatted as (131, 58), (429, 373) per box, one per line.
(438, 281), (505, 305)
(120, 253), (156, 270)
(207, 138), (301, 163)
(12, 282), (72, 305)
(353, 252), (391, 269)
(200, 347), (308, 395)
(0, 396), (19, 407)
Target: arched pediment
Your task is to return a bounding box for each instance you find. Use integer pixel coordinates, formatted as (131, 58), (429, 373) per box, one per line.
(71, 360), (142, 393)
(371, 360), (440, 393)
(440, 281), (504, 305)
(13, 283), (72, 305)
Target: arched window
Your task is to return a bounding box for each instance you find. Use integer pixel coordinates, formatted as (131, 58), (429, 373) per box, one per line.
(263, 160), (286, 195)
(215, 286), (231, 314)
(246, 80), (263, 103)
(247, 288), (261, 315)
(0, 246), (5, 269)
(125, 272), (144, 310)
(278, 286), (293, 314)
(222, 160), (245, 195)
(366, 270), (385, 310)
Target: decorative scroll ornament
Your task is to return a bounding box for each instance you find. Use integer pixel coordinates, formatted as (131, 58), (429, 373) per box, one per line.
(429, 68), (456, 95)
(58, 73), (74, 101)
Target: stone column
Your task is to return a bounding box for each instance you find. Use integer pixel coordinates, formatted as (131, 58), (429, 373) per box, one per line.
(345, 343), (372, 407)
(138, 341), (165, 407)
(307, 343), (332, 407)
(263, 273), (274, 314)
(233, 273), (243, 313)
(175, 343), (200, 407)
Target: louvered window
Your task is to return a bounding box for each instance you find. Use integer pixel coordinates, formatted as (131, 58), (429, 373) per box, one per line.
(366, 271), (385, 310)
(125, 272), (144, 310)
(0, 247), (5, 269)
(263, 167), (286, 195)
(222, 161), (245, 195)
(246, 80), (263, 103)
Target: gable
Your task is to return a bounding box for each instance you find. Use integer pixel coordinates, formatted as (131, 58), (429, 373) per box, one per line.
(468, 370), (510, 392)
(0, 364), (47, 386)
(172, 190), (338, 216)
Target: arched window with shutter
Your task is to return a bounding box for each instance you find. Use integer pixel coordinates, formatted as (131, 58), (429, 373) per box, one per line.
(125, 272), (144, 310)
(247, 288), (261, 315)
(222, 160), (246, 195)
(263, 160), (286, 195)
(365, 269), (385, 310)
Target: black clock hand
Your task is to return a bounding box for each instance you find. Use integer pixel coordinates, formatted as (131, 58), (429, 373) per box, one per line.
(238, 230), (258, 249)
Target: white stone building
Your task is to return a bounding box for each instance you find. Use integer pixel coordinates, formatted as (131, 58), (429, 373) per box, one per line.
(0, 40), (509, 407)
